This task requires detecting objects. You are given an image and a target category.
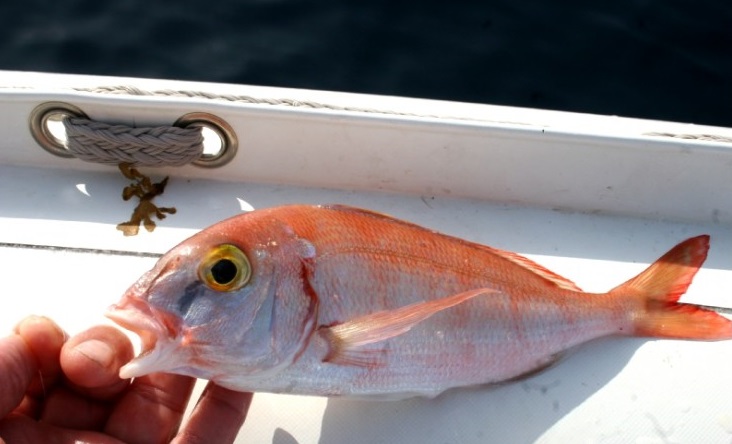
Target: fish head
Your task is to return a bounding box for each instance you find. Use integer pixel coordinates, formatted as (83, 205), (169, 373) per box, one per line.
(106, 212), (319, 384)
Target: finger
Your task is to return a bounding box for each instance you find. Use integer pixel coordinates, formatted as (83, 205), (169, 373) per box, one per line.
(0, 335), (35, 417)
(104, 373), (196, 444)
(12, 394), (39, 418)
(43, 326), (134, 430)
(14, 316), (67, 398)
(0, 413), (125, 444)
(0, 414), (51, 444)
(39, 386), (110, 431)
(60, 326), (134, 400)
(172, 383), (253, 444)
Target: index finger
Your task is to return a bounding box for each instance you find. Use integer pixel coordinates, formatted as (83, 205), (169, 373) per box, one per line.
(14, 315), (67, 399)
(1, 316), (69, 417)
(0, 335), (35, 417)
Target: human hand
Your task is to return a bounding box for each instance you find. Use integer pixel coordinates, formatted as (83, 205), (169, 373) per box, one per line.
(0, 316), (252, 444)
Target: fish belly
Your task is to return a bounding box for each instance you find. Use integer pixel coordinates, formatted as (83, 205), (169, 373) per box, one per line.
(220, 293), (621, 398)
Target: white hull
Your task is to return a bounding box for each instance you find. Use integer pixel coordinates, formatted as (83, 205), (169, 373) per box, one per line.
(1, 70), (731, 443)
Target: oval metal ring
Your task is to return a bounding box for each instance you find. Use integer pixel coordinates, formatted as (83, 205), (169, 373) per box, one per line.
(175, 112), (238, 168)
(29, 102), (89, 158)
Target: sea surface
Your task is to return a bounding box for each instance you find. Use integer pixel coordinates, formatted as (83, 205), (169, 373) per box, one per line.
(1, 0), (730, 126)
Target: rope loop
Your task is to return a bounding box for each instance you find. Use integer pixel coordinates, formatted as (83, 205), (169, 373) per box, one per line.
(63, 117), (204, 167)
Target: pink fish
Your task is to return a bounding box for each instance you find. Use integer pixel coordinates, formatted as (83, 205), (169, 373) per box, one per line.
(106, 205), (732, 398)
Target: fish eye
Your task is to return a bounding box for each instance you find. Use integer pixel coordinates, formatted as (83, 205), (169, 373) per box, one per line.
(211, 258), (238, 285)
(199, 244), (251, 292)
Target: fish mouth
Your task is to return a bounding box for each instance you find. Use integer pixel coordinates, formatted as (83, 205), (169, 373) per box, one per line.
(105, 296), (184, 379)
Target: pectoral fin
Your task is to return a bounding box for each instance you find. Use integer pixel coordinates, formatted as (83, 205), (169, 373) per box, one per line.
(320, 288), (497, 367)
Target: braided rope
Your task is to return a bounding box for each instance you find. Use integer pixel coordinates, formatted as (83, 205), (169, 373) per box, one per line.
(63, 117), (204, 166)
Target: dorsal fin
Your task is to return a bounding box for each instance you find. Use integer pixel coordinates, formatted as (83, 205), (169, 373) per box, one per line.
(322, 204), (429, 231)
(489, 247), (583, 292)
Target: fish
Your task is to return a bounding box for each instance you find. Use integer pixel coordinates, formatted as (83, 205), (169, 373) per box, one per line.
(106, 204), (732, 399)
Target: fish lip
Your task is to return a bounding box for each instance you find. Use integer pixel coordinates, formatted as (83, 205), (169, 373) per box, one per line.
(106, 295), (182, 338)
(105, 296), (184, 378)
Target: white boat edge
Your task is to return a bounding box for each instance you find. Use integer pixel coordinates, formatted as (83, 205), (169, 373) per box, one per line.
(1, 69), (731, 225)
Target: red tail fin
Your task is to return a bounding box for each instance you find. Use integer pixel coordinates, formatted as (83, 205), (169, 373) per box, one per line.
(610, 235), (732, 340)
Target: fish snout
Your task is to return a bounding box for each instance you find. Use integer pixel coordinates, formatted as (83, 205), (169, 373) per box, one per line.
(106, 294), (183, 347)
(105, 294), (190, 379)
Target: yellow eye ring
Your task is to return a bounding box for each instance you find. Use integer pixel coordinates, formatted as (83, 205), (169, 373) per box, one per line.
(198, 244), (251, 292)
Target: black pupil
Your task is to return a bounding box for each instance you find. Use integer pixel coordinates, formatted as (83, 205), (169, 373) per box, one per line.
(211, 259), (238, 285)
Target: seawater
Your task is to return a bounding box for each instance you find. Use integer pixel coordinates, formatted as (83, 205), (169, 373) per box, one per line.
(1, 0), (730, 126)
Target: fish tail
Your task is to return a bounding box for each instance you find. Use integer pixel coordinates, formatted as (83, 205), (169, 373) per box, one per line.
(610, 235), (732, 340)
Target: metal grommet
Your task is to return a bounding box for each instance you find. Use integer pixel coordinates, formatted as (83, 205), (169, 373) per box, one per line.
(29, 102), (88, 158)
(175, 112), (238, 168)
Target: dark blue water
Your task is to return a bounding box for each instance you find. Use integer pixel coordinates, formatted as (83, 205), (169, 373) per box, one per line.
(2, 0), (731, 126)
